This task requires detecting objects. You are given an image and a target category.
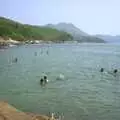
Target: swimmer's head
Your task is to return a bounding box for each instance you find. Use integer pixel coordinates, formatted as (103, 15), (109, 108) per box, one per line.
(114, 69), (118, 73)
(40, 78), (44, 85)
(40, 78), (44, 82)
(100, 68), (104, 72)
(44, 76), (47, 80)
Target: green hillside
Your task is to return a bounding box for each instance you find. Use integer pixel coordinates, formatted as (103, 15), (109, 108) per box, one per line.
(0, 17), (73, 42)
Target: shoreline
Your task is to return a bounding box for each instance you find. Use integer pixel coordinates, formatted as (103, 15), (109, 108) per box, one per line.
(0, 101), (58, 120)
(0, 38), (108, 49)
(0, 37), (67, 49)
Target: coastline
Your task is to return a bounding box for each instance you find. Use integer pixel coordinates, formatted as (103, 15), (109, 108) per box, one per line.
(0, 38), (51, 49)
(0, 37), (107, 49)
(0, 101), (57, 120)
(0, 36), (69, 48)
(0, 37), (76, 49)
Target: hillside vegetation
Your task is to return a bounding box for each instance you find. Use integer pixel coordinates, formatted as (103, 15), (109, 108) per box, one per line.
(0, 17), (73, 42)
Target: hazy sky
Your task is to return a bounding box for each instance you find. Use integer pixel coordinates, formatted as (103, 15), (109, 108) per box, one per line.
(1, 0), (120, 35)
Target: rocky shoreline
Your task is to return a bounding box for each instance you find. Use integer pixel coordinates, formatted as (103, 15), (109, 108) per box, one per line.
(0, 37), (21, 49)
(0, 101), (59, 120)
(0, 37), (66, 49)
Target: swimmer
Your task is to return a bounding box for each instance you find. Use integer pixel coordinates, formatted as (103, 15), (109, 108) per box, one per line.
(41, 51), (43, 54)
(13, 57), (18, 63)
(100, 68), (104, 72)
(40, 78), (44, 85)
(46, 50), (49, 55)
(43, 75), (48, 83)
(56, 74), (65, 80)
(113, 69), (118, 73)
(15, 58), (18, 62)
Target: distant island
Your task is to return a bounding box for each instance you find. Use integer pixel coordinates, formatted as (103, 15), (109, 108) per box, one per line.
(95, 34), (120, 43)
(0, 16), (106, 47)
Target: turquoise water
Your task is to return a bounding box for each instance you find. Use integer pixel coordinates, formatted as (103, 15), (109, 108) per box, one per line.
(0, 43), (120, 120)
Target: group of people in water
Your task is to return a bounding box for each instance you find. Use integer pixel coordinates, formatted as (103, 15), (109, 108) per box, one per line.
(34, 49), (49, 56)
(40, 68), (119, 86)
(12, 54), (119, 88)
(40, 73), (65, 86)
(12, 49), (49, 63)
(40, 75), (49, 85)
(100, 68), (118, 74)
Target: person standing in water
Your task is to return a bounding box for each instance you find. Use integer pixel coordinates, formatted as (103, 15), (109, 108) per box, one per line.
(100, 68), (104, 72)
(43, 75), (48, 83)
(34, 52), (37, 56)
(47, 50), (48, 55)
(46, 49), (49, 55)
(15, 58), (18, 62)
(40, 75), (48, 86)
(40, 78), (44, 85)
(12, 57), (18, 63)
(40, 49), (43, 54)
